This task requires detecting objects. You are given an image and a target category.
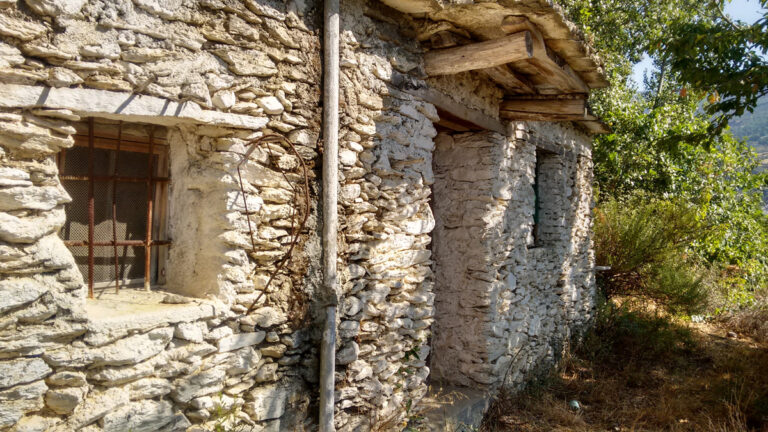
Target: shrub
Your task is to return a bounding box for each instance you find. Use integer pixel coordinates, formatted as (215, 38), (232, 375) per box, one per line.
(594, 196), (709, 315)
(578, 300), (696, 366)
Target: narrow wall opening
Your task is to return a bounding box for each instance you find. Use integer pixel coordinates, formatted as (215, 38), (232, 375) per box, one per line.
(428, 125), (507, 391)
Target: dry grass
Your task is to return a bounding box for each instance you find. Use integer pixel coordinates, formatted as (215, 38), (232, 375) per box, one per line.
(482, 311), (768, 432)
(718, 309), (768, 343)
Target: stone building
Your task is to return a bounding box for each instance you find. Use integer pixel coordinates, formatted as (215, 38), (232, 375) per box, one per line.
(0, 0), (607, 430)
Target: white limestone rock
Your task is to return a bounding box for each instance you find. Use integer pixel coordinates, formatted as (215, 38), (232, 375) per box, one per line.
(256, 96), (284, 115)
(0, 278), (48, 314)
(0, 185), (71, 211)
(212, 90), (236, 110)
(338, 320), (360, 339)
(260, 344), (286, 358)
(0, 381), (47, 429)
(43, 327), (174, 368)
(24, 0), (86, 16)
(215, 50), (277, 77)
(340, 149), (357, 166)
(249, 307), (287, 328)
(86, 359), (154, 385)
(341, 183), (361, 200)
(45, 386), (86, 414)
(0, 357), (51, 389)
(244, 385), (287, 421)
(46, 371), (86, 387)
(127, 377), (173, 400)
(225, 347), (261, 376)
(11, 414), (61, 432)
(0, 207), (65, 243)
(170, 367), (226, 403)
(100, 400), (174, 432)
(174, 321), (207, 343)
(254, 363), (278, 383)
(0, 15), (47, 41)
(0, 43), (25, 68)
(217, 331), (266, 353)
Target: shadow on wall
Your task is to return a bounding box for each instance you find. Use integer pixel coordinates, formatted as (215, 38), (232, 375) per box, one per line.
(428, 126), (595, 393)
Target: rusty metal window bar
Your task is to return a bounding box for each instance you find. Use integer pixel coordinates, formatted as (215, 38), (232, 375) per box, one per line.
(57, 118), (171, 298)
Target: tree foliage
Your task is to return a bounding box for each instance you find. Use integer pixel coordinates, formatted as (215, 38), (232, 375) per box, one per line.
(663, 0), (768, 125)
(560, 0), (768, 308)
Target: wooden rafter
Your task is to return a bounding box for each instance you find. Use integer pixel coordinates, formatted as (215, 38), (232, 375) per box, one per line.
(501, 16), (590, 95)
(481, 65), (536, 95)
(424, 31), (533, 76)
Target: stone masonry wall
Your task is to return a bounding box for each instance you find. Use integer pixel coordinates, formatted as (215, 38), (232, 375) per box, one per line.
(331, 2), (438, 430)
(0, 0), (324, 430)
(0, 0), (598, 430)
(430, 121), (596, 391)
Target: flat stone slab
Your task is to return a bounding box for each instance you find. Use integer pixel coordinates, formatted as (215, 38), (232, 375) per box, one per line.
(0, 84), (269, 130)
(84, 289), (220, 345)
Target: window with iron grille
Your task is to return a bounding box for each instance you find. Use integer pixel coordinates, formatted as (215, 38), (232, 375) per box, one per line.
(57, 118), (171, 298)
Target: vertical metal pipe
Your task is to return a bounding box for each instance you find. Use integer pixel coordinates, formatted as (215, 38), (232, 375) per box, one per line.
(319, 0), (340, 428)
(144, 127), (155, 291)
(112, 122), (122, 294)
(87, 118), (95, 299)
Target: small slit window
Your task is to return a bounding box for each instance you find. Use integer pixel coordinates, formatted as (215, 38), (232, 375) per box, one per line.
(57, 118), (171, 298)
(531, 147), (559, 247)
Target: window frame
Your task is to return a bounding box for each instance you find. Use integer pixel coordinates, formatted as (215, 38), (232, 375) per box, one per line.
(57, 118), (171, 298)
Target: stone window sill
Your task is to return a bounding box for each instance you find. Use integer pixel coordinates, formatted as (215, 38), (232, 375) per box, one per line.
(83, 288), (220, 344)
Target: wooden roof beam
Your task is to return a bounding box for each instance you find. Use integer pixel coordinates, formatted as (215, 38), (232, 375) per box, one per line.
(502, 16), (590, 94)
(424, 31), (533, 76)
(500, 97), (594, 121)
(482, 65), (536, 95)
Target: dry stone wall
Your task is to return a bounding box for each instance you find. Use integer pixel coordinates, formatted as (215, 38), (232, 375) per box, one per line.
(0, 0), (324, 430)
(430, 122), (596, 391)
(0, 0), (598, 430)
(331, 2), (439, 429)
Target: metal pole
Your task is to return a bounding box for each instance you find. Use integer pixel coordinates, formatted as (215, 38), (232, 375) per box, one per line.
(144, 127), (155, 291)
(112, 121), (122, 294)
(319, 0), (340, 427)
(87, 118), (95, 299)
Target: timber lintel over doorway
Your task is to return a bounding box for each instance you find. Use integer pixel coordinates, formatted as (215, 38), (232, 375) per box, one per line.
(404, 86), (506, 134)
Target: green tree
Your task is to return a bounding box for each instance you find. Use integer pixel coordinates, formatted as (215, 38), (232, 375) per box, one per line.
(663, 0), (768, 126)
(560, 0), (768, 306)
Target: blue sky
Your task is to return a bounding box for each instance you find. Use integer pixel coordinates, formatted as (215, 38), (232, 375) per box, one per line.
(631, 0), (767, 87)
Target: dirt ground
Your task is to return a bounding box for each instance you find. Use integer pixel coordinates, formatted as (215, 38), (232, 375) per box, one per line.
(482, 318), (768, 432)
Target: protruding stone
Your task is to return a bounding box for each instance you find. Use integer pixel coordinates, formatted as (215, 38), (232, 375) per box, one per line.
(100, 400), (174, 432)
(248, 307), (287, 328)
(0, 15), (47, 41)
(45, 386), (85, 415)
(336, 341), (359, 366)
(43, 327), (173, 368)
(46, 371), (86, 387)
(217, 332), (266, 353)
(244, 385), (287, 421)
(0, 381), (47, 429)
(255, 96), (284, 115)
(24, 0), (86, 16)
(0, 358), (51, 389)
(170, 367), (226, 403)
(214, 50), (277, 76)
(174, 322), (207, 343)
(212, 90), (236, 110)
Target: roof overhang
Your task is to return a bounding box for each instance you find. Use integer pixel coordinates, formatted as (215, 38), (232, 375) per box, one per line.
(379, 0), (610, 134)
